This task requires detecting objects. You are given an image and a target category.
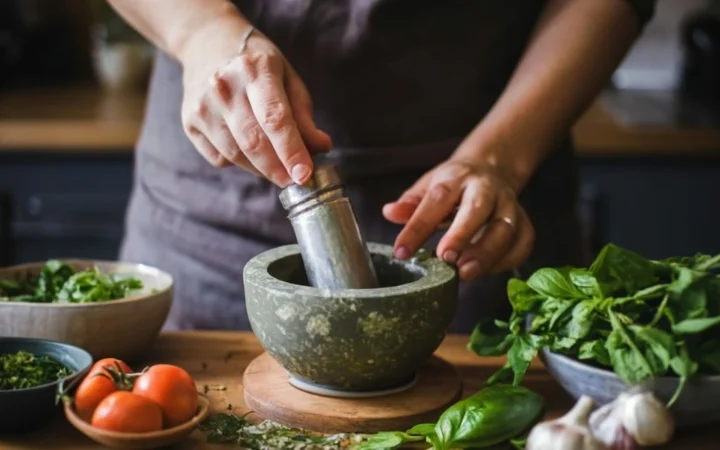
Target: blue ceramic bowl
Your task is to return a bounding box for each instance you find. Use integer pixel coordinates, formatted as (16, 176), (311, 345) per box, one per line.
(0, 337), (93, 433)
(541, 349), (720, 427)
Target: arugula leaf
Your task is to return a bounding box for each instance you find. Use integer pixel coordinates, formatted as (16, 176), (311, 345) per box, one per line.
(672, 316), (720, 334)
(431, 384), (544, 450)
(526, 268), (584, 299)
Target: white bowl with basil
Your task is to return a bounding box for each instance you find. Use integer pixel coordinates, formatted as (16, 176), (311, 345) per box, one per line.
(469, 243), (720, 427)
(0, 259), (172, 362)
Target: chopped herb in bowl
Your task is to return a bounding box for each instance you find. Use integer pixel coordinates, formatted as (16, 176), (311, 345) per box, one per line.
(0, 260), (143, 304)
(0, 350), (72, 390)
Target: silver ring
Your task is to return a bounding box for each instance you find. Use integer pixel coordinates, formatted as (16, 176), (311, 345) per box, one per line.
(238, 26), (255, 53)
(498, 216), (515, 230)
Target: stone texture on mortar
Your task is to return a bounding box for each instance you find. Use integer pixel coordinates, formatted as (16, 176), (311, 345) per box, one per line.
(243, 243), (458, 391)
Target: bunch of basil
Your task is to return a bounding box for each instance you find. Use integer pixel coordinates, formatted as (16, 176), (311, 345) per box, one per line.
(470, 243), (720, 406)
(355, 384), (543, 450)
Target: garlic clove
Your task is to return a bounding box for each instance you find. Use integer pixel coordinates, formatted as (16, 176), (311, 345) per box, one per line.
(620, 391), (674, 446)
(526, 396), (610, 450)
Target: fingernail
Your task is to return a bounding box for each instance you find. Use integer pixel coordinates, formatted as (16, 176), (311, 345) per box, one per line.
(442, 250), (458, 264)
(395, 246), (411, 260)
(460, 260), (481, 278)
(291, 164), (311, 184)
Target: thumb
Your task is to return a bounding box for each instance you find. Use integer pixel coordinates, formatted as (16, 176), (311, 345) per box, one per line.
(285, 65), (332, 153)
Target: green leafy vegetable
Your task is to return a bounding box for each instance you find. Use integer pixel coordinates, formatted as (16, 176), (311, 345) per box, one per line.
(430, 384), (544, 450)
(469, 243), (720, 408)
(0, 260), (143, 304)
(0, 350), (72, 390)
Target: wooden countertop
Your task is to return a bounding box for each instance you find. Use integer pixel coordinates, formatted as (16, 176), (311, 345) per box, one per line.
(1, 85), (720, 155)
(1, 331), (714, 449)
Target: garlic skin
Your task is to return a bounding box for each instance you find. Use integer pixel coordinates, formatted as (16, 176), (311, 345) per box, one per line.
(620, 391), (674, 446)
(589, 391), (674, 449)
(526, 396), (610, 450)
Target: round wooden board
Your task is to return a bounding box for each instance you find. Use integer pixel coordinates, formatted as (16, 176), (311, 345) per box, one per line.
(243, 352), (463, 434)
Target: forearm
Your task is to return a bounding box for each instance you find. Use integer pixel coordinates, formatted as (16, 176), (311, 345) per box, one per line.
(454, 0), (645, 192)
(105, 0), (250, 64)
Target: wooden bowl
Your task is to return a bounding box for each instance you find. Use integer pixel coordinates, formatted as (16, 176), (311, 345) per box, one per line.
(64, 394), (210, 449)
(0, 260), (172, 362)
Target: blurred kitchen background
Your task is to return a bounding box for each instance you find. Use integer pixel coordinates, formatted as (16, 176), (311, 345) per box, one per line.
(0, 0), (719, 265)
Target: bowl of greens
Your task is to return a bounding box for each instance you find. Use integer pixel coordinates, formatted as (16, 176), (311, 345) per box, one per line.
(0, 337), (93, 433)
(469, 243), (720, 427)
(0, 259), (173, 362)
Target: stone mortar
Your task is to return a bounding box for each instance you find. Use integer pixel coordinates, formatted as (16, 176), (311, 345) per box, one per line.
(243, 242), (458, 392)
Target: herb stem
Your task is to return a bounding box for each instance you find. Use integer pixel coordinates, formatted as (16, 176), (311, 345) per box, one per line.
(648, 293), (670, 328)
(695, 254), (720, 271)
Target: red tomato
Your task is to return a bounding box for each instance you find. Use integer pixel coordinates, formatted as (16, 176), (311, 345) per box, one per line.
(91, 358), (132, 375)
(91, 391), (163, 433)
(74, 358), (132, 419)
(132, 364), (198, 427)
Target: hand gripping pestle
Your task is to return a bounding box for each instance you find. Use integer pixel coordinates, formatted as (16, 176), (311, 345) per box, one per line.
(278, 162), (380, 290)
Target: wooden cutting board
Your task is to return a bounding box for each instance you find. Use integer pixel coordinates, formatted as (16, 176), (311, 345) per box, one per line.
(243, 352), (463, 434)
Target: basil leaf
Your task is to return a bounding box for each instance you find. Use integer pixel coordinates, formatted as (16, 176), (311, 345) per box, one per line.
(527, 268), (584, 299)
(569, 269), (603, 297)
(590, 244), (658, 295)
(565, 299), (600, 340)
(630, 326), (675, 372)
(432, 384), (544, 450)
(672, 316), (720, 334)
(508, 334), (543, 386)
(468, 319), (515, 357)
(354, 431), (425, 450)
(485, 363), (514, 386)
(668, 343), (699, 407)
(578, 340), (611, 367)
(550, 336), (577, 352)
(507, 278), (544, 312)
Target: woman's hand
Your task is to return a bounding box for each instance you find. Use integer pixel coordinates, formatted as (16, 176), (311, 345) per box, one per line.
(382, 159), (535, 281)
(179, 24), (332, 187)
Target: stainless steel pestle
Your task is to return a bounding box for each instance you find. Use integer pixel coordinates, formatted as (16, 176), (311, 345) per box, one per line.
(279, 163), (379, 290)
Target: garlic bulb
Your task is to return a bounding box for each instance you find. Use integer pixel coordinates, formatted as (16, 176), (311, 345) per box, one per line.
(620, 391), (674, 446)
(589, 391), (674, 448)
(526, 396), (610, 450)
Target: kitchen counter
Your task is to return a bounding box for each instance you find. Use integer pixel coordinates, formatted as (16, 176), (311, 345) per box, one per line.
(1, 85), (720, 155)
(1, 331), (716, 449)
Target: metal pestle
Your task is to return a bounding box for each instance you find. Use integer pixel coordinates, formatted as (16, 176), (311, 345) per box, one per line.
(279, 162), (380, 290)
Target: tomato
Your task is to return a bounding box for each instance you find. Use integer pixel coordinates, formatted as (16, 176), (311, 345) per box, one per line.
(91, 391), (163, 433)
(91, 358), (132, 375)
(132, 364), (198, 427)
(74, 358), (132, 419)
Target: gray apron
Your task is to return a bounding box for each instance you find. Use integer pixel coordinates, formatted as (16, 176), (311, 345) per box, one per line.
(120, 0), (584, 333)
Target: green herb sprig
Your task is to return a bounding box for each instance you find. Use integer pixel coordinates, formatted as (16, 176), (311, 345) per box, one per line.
(470, 243), (720, 407)
(0, 260), (143, 304)
(0, 350), (72, 390)
(199, 384), (544, 450)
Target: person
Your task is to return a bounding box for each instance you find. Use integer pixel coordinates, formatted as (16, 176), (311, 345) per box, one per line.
(110, 0), (655, 332)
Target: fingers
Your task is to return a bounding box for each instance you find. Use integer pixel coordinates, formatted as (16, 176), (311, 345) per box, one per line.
(185, 124), (231, 168)
(392, 165), (470, 260)
(435, 178), (499, 264)
(455, 202), (533, 280)
(488, 207), (535, 275)
(240, 51), (314, 185)
(381, 171), (435, 224)
(208, 70), (286, 184)
(284, 64), (332, 153)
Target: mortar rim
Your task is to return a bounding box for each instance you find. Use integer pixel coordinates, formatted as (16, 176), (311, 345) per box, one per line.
(243, 242), (457, 297)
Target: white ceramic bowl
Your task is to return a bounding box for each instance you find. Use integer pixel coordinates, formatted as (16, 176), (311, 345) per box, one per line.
(0, 260), (172, 362)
